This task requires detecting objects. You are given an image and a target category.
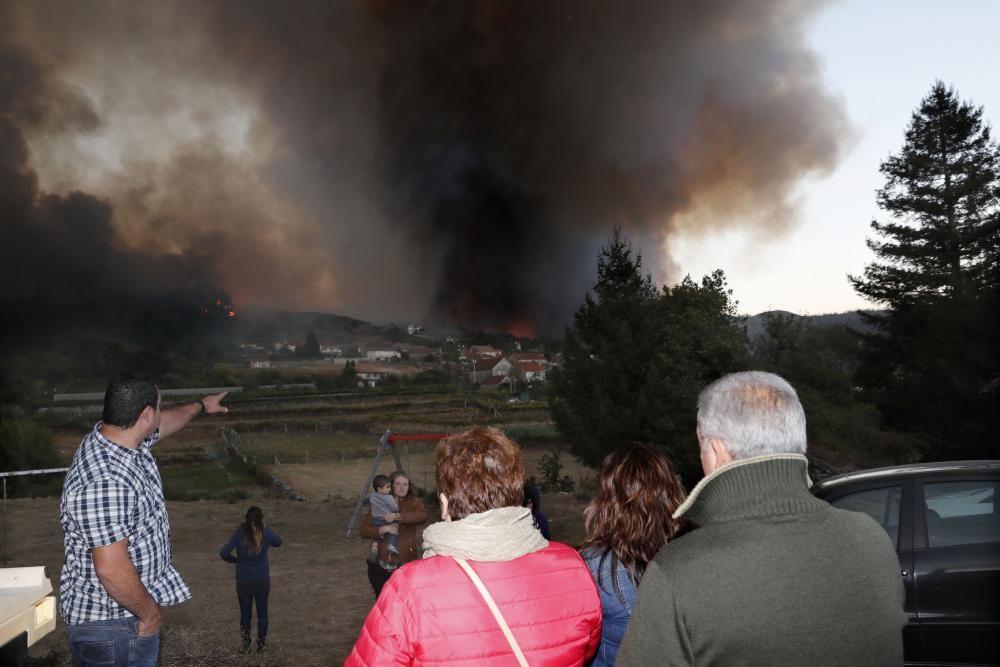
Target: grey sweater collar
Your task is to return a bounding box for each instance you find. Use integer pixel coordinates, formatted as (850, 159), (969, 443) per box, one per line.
(674, 454), (826, 524)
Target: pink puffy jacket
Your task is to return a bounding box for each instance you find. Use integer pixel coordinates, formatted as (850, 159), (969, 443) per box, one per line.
(346, 542), (602, 666)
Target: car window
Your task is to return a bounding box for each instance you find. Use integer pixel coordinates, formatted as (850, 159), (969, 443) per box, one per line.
(923, 481), (999, 548)
(831, 486), (902, 548)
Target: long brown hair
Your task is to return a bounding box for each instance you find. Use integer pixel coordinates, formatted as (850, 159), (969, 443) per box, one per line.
(241, 506), (265, 555)
(580, 442), (690, 602)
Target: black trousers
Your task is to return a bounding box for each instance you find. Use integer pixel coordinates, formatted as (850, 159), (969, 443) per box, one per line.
(236, 577), (271, 641)
(366, 561), (394, 599)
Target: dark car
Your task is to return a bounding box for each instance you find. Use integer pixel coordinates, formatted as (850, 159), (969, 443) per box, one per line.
(812, 460), (1000, 666)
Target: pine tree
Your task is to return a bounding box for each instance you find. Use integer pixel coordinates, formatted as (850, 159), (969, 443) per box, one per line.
(549, 229), (658, 467)
(299, 331), (321, 358)
(850, 82), (1000, 304)
(850, 82), (1000, 459)
(549, 230), (745, 479)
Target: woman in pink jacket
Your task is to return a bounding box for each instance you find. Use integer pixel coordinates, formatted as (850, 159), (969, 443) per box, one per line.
(346, 426), (601, 666)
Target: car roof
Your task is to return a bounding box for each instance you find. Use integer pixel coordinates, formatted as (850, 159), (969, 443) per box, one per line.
(812, 460), (1000, 492)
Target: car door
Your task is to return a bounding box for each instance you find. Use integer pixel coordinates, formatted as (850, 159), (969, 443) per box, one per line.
(913, 476), (1000, 665)
(824, 480), (920, 660)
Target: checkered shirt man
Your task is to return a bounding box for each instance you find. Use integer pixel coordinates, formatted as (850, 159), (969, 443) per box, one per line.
(59, 423), (191, 624)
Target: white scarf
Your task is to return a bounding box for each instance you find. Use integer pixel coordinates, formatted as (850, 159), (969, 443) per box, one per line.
(422, 506), (548, 561)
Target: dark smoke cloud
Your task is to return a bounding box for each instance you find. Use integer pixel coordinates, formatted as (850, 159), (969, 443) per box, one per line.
(4, 0), (848, 336)
(0, 30), (227, 346)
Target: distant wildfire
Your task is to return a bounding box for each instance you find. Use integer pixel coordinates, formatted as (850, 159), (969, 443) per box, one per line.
(1, 1), (848, 336)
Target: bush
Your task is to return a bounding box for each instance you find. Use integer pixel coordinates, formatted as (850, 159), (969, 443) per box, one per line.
(0, 420), (64, 497)
(537, 448), (575, 493)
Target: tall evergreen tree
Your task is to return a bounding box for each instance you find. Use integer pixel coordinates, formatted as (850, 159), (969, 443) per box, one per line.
(851, 82), (1000, 303)
(549, 230), (745, 480)
(549, 229), (659, 467)
(299, 331), (321, 358)
(850, 82), (1000, 459)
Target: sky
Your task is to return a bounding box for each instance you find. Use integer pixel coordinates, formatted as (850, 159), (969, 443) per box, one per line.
(676, 0), (1000, 315)
(3, 0), (998, 337)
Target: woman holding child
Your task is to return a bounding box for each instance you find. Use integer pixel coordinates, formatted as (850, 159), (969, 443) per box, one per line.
(347, 426), (602, 666)
(579, 442), (691, 666)
(359, 470), (428, 597)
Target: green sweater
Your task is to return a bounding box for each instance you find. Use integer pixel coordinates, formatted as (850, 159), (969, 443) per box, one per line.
(618, 455), (905, 666)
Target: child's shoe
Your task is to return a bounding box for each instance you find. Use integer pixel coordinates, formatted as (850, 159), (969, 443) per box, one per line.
(387, 544), (400, 555)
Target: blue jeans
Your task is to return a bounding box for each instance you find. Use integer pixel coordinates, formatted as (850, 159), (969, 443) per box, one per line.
(68, 617), (159, 667)
(372, 516), (399, 549)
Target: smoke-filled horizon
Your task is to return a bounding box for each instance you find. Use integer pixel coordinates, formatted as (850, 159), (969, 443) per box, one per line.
(2, 1), (849, 336)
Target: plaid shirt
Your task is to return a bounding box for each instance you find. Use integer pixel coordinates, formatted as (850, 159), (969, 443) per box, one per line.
(59, 424), (191, 624)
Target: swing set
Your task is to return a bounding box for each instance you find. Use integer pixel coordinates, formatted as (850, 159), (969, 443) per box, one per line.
(344, 429), (449, 538)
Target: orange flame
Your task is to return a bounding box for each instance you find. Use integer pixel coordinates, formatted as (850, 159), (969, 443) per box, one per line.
(506, 315), (536, 339)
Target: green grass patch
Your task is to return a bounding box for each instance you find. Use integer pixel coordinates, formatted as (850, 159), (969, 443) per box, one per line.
(503, 422), (560, 442)
(226, 431), (379, 463)
(160, 462), (255, 503)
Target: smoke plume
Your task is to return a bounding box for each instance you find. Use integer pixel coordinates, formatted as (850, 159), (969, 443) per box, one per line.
(3, 1), (848, 336)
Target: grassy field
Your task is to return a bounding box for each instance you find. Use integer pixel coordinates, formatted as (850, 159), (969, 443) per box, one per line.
(37, 389), (580, 506)
(12, 387), (594, 665)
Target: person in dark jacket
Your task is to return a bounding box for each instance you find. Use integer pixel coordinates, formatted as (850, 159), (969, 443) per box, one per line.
(523, 480), (551, 539)
(579, 442), (690, 666)
(219, 506), (283, 653)
(617, 372), (906, 666)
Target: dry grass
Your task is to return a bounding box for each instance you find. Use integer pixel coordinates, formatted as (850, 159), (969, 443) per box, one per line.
(14, 490), (591, 666)
(20, 389), (594, 665)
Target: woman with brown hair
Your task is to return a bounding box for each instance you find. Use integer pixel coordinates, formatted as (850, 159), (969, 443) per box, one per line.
(579, 442), (690, 666)
(358, 469), (429, 597)
(219, 506), (283, 653)
(346, 426), (602, 666)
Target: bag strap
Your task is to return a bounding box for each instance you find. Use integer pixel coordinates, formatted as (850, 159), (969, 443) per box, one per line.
(453, 558), (529, 667)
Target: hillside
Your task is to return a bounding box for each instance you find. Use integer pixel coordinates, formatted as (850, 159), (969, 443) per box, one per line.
(744, 309), (882, 341)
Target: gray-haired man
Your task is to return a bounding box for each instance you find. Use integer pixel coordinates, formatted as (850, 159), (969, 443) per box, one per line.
(618, 371), (905, 666)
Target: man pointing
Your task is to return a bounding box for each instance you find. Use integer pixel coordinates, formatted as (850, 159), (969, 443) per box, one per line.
(59, 374), (228, 667)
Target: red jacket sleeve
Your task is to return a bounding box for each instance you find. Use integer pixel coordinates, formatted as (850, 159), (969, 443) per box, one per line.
(344, 572), (416, 666)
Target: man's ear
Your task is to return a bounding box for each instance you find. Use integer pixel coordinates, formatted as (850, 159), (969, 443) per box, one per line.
(709, 437), (734, 467)
(439, 493), (451, 522)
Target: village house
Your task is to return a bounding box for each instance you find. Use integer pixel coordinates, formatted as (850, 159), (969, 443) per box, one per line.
(470, 357), (512, 384)
(318, 339), (342, 356)
(366, 348), (401, 361)
(508, 352), (547, 366)
(468, 345), (502, 359)
(513, 360), (546, 383)
(393, 343), (442, 360)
